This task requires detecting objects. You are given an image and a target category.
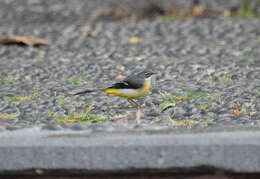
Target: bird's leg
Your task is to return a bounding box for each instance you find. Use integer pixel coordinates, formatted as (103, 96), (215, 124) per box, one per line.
(127, 99), (142, 124)
(127, 99), (140, 108)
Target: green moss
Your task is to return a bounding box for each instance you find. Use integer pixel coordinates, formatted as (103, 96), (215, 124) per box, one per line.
(197, 102), (212, 110)
(57, 97), (67, 105)
(50, 104), (109, 123)
(186, 91), (200, 99)
(159, 15), (181, 20)
(168, 118), (199, 127)
(159, 103), (176, 110)
(219, 44), (228, 51)
(159, 92), (220, 111)
(161, 93), (183, 101)
(219, 73), (233, 84)
(7, 93), (40, 102)
(159, 93), (183, 110)
(164, 60), (175, 65)
(186, 92), (220, 100)
(33, 50), (46, 62)
(203, 77), (215, 85)
(0, 77), (17, 84)
(0, 113), (18, 119)
(239, 0), (259, 18)
(71, 76), (86, 84)
(201, 116), (213, 127)
(108, 107), (116, 115)
(241, 107), (249, 113)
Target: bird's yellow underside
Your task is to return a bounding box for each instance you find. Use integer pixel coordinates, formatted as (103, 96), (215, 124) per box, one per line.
(101, 81), (150, 99)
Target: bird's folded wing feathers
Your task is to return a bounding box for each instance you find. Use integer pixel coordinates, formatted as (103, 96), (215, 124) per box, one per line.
(108, 79), (143, 89)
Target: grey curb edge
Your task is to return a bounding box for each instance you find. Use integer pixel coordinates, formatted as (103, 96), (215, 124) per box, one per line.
(1, 129), (260, 174)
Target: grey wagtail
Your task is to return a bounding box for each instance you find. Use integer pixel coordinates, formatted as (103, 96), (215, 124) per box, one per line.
(74, 71), (155, 108)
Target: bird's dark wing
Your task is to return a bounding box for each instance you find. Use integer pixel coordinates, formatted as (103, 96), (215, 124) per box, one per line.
(108, 78), (143, 89)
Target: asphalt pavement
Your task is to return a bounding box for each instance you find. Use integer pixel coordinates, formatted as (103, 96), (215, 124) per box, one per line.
(0, 0), (260, 175)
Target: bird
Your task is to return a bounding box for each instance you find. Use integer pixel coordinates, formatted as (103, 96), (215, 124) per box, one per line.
(74, 70), (155, 108)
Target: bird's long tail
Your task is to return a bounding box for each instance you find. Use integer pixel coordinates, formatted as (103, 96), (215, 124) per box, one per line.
(73, 89), (106, 95)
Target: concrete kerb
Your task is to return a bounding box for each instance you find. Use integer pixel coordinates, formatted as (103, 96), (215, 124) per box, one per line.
(0, 129), (260, 175)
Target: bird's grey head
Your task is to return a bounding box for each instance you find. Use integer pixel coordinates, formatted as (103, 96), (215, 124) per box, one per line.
(137, 71), (155, 79)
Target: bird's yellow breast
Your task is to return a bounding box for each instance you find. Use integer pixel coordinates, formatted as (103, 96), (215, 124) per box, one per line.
(103, 81), (151, 99)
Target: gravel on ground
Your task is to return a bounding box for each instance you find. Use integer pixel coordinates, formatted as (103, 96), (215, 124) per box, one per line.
(0, 1), (259, 132)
